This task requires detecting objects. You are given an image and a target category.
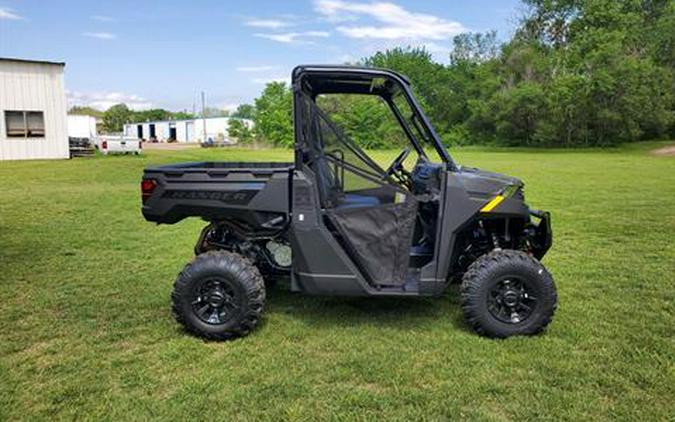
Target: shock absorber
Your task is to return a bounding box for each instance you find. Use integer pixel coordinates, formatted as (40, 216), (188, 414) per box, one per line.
(479, 220), (501, 250)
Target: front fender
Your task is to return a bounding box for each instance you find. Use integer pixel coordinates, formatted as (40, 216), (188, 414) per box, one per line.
(529, 210), (552, 259)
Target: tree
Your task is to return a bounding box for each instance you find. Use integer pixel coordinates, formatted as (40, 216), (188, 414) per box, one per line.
(253, 82), (293, 147)
(231, 104), (255, 119)
(450, 31), (500, 65)
(493, 82), (548, 145)
(203, 107), (229, 118)
(510, 0), (675, 145)
(172, 111), (195, 120)
(317, 94), (406, 149)
(516, 0), (579, 48)
(131, 109), (172, 123)
(68, 106), (103, 118)
(227, 119), (254, 144)
(102, 103), (132, 133)
(363, 47), (452, 130)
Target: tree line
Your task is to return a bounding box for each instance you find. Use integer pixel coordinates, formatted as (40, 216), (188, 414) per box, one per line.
(245, 0), (675, 148)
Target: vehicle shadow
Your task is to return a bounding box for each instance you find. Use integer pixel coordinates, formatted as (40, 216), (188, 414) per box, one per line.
(263, 280), (472, 333)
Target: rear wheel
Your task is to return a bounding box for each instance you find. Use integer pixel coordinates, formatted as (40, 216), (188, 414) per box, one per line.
(172, 251), (265, 340)
(460, 249), (557, 338)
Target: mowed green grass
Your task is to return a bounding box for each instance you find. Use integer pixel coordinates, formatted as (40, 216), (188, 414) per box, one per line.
(1, 143), (673, 421)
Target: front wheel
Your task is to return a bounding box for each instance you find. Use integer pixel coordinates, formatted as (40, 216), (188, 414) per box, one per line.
(460, 250), (557, 338)
(172, 251), (265, 340)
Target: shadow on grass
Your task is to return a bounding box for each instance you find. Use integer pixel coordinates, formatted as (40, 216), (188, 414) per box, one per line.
(262, 280), (472, 334)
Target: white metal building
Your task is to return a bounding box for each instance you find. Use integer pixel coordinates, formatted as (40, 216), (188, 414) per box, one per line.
(67, 114), (98, 139)
(0, 58), (69, 160)
(123, 117), (252, 144)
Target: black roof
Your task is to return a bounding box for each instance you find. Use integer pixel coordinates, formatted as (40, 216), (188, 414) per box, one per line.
(292, 65), (410, 85)
(0, 57), (65, 66)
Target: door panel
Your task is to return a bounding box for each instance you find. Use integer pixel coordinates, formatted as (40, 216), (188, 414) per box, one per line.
(186, 122), (194, 141)
(290, 172), (367, 295)
(327, 198), (417, 286)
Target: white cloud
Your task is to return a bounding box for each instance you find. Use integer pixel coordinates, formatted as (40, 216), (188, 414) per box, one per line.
(254, 31), (330, 44)
(0, 7), (22, 20)
(82, 32), (117, 40)
(67, 90), (153, 111)
(236, 65), (280, 72)
(244, 18), (293, 29)
(314, 0), (465, 40)
(251, 76), (290, 85)
(91, 15), (115, 22)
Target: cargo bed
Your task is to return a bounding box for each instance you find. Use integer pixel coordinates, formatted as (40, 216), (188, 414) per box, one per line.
(141, 161), (293, 225)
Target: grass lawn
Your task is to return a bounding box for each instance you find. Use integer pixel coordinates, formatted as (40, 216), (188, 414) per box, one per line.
(1, 143), (673, 420)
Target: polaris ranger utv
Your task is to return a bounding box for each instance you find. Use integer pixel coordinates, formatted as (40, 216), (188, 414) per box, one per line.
(140, 65), (556, 340)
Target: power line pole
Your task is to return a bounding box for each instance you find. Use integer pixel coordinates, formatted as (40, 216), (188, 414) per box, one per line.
(201, 91), (207, 143)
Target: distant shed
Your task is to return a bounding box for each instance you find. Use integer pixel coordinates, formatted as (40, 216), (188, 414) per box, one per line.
(124, 117), (252, 144)
(0, 57), (69, 160)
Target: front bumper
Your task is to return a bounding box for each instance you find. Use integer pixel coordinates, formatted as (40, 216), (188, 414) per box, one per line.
(529, 209), (552, 259)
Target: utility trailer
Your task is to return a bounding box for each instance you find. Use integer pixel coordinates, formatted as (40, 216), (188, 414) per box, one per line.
(141, 65), (556, 340)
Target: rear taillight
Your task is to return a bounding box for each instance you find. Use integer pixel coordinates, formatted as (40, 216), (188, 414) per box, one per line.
(141, 179), (157, 203)
(101, 140), (108, 149)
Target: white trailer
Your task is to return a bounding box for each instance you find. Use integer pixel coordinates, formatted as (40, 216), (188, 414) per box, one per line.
(67, 115), (98, 139)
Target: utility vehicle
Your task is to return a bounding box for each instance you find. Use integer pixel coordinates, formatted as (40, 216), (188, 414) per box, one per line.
(140, 65), (556, 340)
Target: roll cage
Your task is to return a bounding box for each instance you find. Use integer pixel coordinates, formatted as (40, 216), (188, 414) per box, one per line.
(291, 65), (457, 173)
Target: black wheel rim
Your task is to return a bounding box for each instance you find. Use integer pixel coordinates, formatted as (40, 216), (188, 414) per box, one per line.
(487, 277), (537, 324)
(191, 278), (240, 325)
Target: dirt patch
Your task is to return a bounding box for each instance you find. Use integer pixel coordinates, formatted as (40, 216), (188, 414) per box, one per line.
(651, 145), (675, 156)
(142, 142), (200, 151)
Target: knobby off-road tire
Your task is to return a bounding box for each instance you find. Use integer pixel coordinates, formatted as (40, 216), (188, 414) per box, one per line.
(460, 249), (557, 338)
(172, 250), (265, 340)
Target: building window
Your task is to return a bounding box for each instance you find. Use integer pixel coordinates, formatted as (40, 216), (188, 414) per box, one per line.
(4, 111), (45, 138)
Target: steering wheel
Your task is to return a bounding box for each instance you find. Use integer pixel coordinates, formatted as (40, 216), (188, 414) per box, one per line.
(383, 146), (412, 186)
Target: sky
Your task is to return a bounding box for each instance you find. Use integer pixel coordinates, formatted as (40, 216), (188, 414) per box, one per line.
(0, 0), (522, 112)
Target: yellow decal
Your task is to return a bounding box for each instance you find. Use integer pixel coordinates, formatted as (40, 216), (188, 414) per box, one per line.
(395, 192), (407, 204)
(480, 195), (505, 212)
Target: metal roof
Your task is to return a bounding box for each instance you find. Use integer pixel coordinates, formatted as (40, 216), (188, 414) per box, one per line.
(0, 57), (65, 66)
